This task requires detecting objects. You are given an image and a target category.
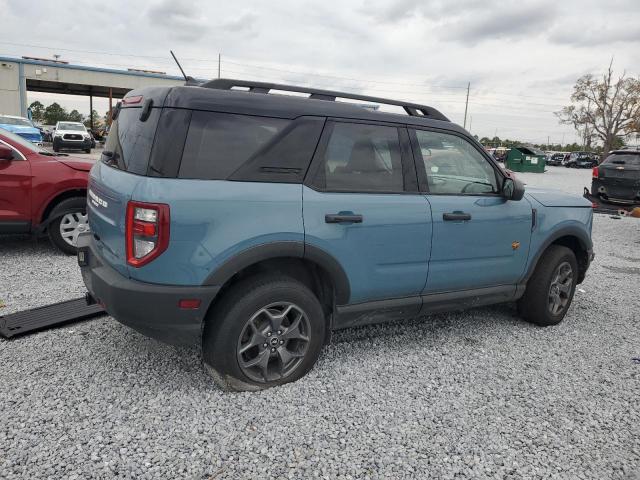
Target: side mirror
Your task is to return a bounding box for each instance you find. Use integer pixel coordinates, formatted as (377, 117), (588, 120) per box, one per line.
(503, 177), (525, 201)
(0, 145), (14, 161)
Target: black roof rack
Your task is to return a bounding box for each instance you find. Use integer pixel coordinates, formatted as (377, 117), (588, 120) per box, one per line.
(201, 78), (449, 122)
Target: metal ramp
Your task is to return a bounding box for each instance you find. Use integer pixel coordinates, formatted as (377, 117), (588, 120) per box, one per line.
(0, 297), (105, 339)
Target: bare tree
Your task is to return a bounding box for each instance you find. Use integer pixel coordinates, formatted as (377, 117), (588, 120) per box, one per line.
(557, 60), (640, 154)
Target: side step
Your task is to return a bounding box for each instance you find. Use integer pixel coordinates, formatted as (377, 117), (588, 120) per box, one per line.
(0, 297), (105, 339)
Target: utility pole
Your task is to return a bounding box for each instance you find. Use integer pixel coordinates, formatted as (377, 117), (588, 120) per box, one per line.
(469, 116), (472, 134)
(218, 53), (221, 79)
(463, 82), (470, 129)
(547, 135), (550, 150)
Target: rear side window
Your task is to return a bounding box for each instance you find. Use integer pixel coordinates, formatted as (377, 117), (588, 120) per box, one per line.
(178, 112), (289, 180)
(102, 107), (161, 175)
(312, 122), (404, 193)
(603, 153), (640, 166)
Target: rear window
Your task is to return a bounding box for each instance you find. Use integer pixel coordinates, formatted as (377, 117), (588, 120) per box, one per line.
(603, 153), (640, 166)
(178, 112), (289, 180)
(102, 107), (161, 175)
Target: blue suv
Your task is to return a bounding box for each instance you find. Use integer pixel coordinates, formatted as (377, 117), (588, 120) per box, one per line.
(78, 79), (594, 390)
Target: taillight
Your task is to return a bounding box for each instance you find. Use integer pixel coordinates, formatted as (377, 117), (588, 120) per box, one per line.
(592, 167), (599, 179)
(125, 201), (170, 267)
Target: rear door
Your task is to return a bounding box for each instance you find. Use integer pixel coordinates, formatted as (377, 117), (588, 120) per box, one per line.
(303, 120), (432, 314)
(409, 128), (532, 293)
(0, 138), (31, 232)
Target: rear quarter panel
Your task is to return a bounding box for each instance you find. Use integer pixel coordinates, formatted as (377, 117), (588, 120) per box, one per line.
(129, 179), (304, 285)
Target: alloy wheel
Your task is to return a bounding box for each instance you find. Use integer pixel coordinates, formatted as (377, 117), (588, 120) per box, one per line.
(548, 261), (574, 315)
(237, 302), (311, 383)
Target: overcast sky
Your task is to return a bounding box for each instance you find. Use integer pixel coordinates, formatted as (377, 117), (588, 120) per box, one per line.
(2, 0), (639, 144)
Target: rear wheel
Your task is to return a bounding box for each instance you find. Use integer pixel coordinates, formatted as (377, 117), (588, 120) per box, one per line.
(202, 275), (326, 391)
(518, 245), (578, 326)
(47, 197), (88, 255)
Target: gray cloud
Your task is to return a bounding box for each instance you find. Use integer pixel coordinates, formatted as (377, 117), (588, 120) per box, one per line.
(439, 3), (557, 44)
(549, 25), (640, 47)
(147, 0), (209, 41)
(220, 11), (259, 33)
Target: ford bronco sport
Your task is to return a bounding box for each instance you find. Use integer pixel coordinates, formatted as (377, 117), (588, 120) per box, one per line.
(78, 79), (594, 391)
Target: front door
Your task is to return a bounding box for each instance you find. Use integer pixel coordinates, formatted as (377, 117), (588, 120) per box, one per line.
(303, 120), (432, 309)
(0, 141), (32, 233)
(410, 128), (532, 293)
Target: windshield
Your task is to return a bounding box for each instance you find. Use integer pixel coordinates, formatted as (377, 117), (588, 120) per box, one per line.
(0, 116), (33, 127)
(0, 127), (52, 154)
(58, 122), (86, 131)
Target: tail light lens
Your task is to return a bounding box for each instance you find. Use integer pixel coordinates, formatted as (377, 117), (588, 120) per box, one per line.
(125, 201), (170, 267)
(592, 167), (599, 179)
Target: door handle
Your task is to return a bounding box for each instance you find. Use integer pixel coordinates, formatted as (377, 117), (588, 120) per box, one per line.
(325, 213), (363, 224)
(443, 211), (471, 221)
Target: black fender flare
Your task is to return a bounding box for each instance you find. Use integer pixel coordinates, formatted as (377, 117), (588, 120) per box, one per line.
(203, 241), (351, 305)
(522, 225), (593, 283)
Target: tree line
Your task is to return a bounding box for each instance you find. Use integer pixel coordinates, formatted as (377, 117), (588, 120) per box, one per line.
(28, 101), (109, 129)
(477, 136), (626, 153)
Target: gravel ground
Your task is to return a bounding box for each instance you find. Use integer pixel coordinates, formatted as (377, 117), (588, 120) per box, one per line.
(1, 167), (639, 479)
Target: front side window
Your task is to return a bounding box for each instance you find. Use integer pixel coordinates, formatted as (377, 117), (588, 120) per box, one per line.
(314, 122), (404, 193)
(413, 129), (499, 195)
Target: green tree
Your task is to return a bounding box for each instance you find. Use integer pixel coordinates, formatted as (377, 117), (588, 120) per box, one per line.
(43, 103), (69, 125)
(28, 101), (45, 123)
(557, 60), (640, 154)
(84, 110), (102, 129)
(67, 109), (84, 122)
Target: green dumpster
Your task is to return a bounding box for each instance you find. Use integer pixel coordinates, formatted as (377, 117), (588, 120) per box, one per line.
(505, 146), (546, 173)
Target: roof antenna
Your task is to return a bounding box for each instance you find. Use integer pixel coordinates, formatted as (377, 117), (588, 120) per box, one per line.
(170, 50), (197, 85)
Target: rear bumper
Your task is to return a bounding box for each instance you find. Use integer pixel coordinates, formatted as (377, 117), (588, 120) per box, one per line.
(591, 179), (640, 204)
(77, 233), (220, 346)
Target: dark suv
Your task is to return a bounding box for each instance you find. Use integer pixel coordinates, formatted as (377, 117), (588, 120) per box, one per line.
(591, 149), (640, 204)
(78, 79), (594, 390)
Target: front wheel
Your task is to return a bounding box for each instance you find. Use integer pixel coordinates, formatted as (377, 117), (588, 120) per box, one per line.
(518, 245), (578, 326)
(47, 197), (89, 255)
(203, 275), (326, 391)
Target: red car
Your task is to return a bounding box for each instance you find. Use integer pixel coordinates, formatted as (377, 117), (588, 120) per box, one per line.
(0, 128), (91, 254)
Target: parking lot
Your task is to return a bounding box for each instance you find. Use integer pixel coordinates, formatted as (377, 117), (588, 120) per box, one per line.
(1, 167), (639, 479)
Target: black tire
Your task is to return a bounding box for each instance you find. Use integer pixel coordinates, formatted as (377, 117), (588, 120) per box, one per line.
(52, 142), (60, 153)
(47, 197), (88, 255)
(202, 274), (326, 391)
(518, 245), (578, 326)
(84, 148), (91, 154)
